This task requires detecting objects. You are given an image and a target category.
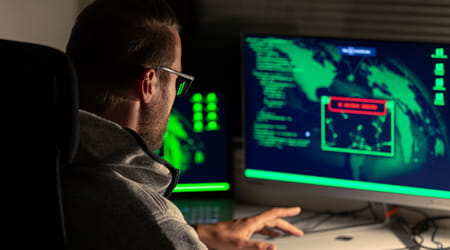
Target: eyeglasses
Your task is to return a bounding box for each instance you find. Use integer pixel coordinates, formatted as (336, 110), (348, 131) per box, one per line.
(158, 66), (194, 96)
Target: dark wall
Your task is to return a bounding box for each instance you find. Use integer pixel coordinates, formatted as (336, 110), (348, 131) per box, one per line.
(168, 0), (450, 139)
(168, 0), (244, 140)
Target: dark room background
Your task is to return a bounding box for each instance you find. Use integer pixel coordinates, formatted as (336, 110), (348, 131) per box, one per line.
(167, 0), (450, 140)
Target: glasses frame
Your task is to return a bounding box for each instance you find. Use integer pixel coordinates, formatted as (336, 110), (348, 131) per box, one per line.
(158, 66), (194, 96)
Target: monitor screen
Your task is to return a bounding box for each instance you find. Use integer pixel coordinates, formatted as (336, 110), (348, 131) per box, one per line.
(157, 91), (230, 194)
(242, 33), (450, 211)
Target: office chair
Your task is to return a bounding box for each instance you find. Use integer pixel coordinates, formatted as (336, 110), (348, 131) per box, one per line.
(0, 39), (79, 249)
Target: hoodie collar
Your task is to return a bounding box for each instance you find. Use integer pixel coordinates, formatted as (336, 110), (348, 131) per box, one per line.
(73, 109), (179, 197)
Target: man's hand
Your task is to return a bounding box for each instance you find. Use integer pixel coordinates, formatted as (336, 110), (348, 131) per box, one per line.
(196, 206), (303, 250)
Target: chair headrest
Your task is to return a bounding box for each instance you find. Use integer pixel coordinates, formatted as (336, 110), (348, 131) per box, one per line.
(0, 39), (79, 164)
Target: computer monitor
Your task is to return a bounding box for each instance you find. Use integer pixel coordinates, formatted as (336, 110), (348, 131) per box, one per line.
(157, 91), (231, 195)
(241, 33), (450, 211)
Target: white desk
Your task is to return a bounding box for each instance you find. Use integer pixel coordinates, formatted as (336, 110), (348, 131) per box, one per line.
(234, 204), (450, 250)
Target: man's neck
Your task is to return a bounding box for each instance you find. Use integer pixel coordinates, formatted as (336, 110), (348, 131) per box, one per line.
(103, 102), (140, 130)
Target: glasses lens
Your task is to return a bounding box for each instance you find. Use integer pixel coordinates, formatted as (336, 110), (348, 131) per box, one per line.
(175, 76), (192, 96)
(158, 66), (194, 96)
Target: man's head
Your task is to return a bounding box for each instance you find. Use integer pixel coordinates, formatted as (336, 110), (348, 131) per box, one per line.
(67, 0), (186, 150)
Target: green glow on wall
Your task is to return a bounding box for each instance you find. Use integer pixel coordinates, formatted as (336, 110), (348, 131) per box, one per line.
(245, 169), (450, 199)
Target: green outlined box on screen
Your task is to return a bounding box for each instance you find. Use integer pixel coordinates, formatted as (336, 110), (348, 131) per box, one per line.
(321, 96), (395, 157)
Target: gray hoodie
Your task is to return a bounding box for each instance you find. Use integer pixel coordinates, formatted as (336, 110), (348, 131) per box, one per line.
(62, 110), (208, 250)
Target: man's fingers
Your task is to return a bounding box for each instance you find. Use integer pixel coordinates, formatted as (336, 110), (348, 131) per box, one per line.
(238, 239), (277, 250)
(250, 207), (303, 237)
(266, 218), (304, 237)
(256, 228), (283, 238)
(257, 207), (301, 221)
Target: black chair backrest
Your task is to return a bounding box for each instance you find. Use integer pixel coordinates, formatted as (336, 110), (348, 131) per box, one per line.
(0, 39), (78, 248)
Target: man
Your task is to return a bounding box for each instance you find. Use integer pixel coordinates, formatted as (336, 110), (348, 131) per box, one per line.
(62, 0), (303, 249)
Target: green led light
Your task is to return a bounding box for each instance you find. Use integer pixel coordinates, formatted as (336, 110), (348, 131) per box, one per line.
(206, 103), (218, 111)
(193, 112), (203, 121)
(207, 112), (218, 121)
(193, 121), (203, 133)
(193, 103), (203, 112)
(173, 182), (230, 192)
(206, 92), (218, 102)
(245, 169), (450, 199)
(192, 93), (203, 102)
(206, 121), (219, 131)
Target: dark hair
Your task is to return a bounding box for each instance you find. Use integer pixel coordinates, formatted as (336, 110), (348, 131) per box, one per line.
(66, 0), (179, 113)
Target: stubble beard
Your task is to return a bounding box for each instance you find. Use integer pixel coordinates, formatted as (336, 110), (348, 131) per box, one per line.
(138, 94), (171, 152)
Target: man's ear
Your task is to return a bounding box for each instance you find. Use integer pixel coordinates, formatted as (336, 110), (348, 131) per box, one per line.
(136, 69), (156, 104)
